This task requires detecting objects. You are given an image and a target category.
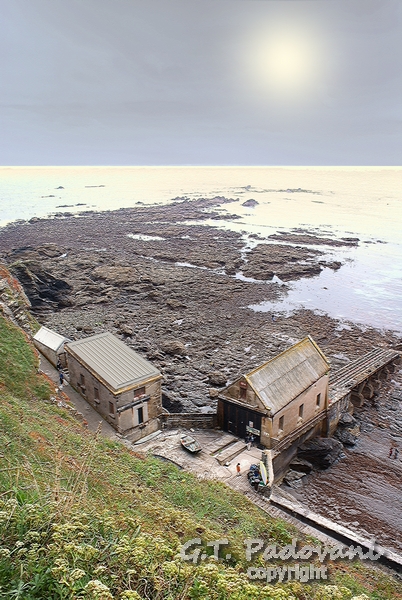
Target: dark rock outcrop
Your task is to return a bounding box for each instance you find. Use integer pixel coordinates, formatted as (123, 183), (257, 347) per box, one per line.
(207, 371), (227, 387)
(161, 340), (187, 356)
(283, 469), (306, 488)
(298, 437), (343, 469)
(9, 261), (73, 311)
(242, 199), (259, 208)
(334, 412), (360, 446)
(289, 457), (313, 474)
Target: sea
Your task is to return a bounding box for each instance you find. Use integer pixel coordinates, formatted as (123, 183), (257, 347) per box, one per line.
(0, 166), (401, 334)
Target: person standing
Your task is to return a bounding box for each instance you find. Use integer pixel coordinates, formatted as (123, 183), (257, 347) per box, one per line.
(389, 446), (394, 458)
(59, 371), (64, 387)
(236, 463), (241, 476)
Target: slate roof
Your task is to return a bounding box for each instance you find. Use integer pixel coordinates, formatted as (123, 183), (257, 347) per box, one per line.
(33, 326), (69, 352)
(245, 336), (330, 415)
(66, 332), (161, 392)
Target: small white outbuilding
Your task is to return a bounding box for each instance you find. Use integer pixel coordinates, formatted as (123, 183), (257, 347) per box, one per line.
(33, 326), (70, 367)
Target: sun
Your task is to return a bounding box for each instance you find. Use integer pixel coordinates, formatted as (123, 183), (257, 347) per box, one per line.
(238, 20), (329, 109)
(261, 31), (318, 94)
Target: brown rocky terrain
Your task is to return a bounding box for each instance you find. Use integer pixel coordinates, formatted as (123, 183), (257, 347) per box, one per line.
(0, 197), (400, 415)
(1, 196), (402, 554)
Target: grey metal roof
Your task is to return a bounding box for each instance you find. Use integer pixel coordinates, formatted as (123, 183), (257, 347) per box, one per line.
(246, 336), (330, 415)
(33, 326), (69, 352)
(66, 332), (161, 392)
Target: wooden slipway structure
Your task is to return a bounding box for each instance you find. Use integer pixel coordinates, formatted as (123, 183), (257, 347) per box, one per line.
(218, 337), (400, 482)
(326, 346), (401, 435)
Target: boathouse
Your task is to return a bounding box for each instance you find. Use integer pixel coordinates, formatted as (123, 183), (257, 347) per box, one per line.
(33, 326), (70, 368)
(65, 332), (163, 441)
(217, 336), (330, 477)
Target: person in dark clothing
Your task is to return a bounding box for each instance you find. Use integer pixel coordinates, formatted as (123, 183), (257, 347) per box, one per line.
(59, 371), (64, 386)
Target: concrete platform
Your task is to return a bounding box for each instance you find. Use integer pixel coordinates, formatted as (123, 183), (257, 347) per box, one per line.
(215, 440), (247, 464)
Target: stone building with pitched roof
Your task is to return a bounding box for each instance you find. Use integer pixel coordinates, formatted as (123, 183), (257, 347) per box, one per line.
(66, 332), (163, 441)
(217, 336), (330, 480)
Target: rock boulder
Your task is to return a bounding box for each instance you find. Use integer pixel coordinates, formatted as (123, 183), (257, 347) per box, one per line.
(297, 437), (343, 469)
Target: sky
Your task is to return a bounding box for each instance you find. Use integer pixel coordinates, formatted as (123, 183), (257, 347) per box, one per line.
(0, 0), (401, 165)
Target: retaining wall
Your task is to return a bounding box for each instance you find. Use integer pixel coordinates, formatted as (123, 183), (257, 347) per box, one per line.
(161, 412), (218, 430)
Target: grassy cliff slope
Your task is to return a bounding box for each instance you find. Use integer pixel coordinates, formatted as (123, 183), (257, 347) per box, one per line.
(0, 313), (401, 599)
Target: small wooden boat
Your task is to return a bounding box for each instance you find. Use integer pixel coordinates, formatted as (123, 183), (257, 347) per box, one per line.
(180, 434), (202, 453)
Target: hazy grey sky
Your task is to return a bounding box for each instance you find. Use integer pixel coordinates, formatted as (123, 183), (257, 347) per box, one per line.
(0, 0), (401, 165)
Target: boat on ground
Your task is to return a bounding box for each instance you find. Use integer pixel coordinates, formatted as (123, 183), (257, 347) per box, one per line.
(180, 434), (202, 453)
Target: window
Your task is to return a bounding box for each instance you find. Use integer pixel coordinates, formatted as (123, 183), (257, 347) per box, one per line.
(239, 381), (247, 400)
(109, 401), (115, 415)
(316, 393), (321, 407)
(138, 406), (144, 424)
(279, 416), (284, 431)
(299, 404), (304, 419)
(134, 386), (146, 398)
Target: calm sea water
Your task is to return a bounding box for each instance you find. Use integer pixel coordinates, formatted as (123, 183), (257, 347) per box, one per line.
(0, 166), (401, 333)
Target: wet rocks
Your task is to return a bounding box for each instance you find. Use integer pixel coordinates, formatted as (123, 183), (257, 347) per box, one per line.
(93, 266), (139, 286)
(118, 324), (133, 336)
(334, 412), (360, 446)
(335, 429), (358, 446)
(241, 243), (332, 282)
(289, 457), (313, 474)
(283, 469), (307, 488)
(242, 199), (259, 208)
(161, 340), (187, 356)
(36, 243), (65, 258)
(298, 437), (343, 469)
(9, 261), (73, 311)
(207, 371), (227, 387)
(0, 196), (401, 418)
(268, 232), (359, 247)
(338, 412), (357, 427)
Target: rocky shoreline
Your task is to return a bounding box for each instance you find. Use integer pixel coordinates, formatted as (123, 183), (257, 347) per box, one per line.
(0, 196), (400, 413)
(1, 195), (402, 552)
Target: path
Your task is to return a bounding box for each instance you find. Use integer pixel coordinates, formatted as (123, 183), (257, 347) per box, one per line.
(39, 355), (119, 440)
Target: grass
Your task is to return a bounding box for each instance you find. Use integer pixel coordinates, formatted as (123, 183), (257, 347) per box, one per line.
(1, 313), (402, 599)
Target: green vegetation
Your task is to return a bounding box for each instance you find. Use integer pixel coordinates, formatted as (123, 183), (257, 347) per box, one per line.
(0, 313), (401, 599)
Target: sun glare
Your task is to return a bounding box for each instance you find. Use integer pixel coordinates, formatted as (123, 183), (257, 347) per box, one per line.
(262, 32), (317, 92)
(238, 20), (330, 111)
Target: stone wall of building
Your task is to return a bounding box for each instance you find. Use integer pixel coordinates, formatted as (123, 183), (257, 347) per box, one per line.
(271, 374), (328, 442)
(66, 352), (162, 436)
(326, 393), (352, 436)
